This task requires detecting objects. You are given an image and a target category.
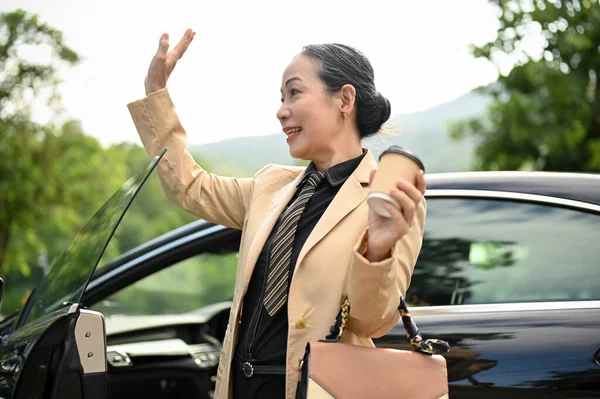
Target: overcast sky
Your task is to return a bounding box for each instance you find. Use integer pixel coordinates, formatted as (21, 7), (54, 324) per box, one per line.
(1, 0), (503, 146)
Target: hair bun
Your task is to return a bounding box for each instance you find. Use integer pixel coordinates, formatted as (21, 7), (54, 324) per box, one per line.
(377, 92), (391, 126)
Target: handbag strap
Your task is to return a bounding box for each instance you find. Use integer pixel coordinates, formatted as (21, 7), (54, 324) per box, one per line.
(321, 296), (450, 356)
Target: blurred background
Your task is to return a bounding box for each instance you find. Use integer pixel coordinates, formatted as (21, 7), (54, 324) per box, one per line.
(1, 0), (599, 318)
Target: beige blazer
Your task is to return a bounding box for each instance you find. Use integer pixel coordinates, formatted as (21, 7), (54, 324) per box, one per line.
(127, 88), (426, 399)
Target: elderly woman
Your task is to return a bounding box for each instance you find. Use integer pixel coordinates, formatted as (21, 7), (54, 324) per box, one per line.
(127, 29), (426, 399)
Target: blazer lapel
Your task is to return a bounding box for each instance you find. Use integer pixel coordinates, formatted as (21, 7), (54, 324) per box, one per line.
(294, 150), (377, 271)
(242, 170), (306, 292)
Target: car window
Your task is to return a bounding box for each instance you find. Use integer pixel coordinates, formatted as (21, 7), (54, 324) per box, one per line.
(92, 252), (238, 318)
(406, 197), (600, 306)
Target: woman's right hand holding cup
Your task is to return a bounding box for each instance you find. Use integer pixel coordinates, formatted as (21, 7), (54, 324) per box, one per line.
(144, 28), (196, 95)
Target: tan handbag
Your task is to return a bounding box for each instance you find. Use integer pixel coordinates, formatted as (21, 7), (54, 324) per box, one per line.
(296, 297), (450, 399)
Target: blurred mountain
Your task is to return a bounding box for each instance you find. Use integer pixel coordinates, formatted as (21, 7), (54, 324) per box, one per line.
(189, 89), (491, 176)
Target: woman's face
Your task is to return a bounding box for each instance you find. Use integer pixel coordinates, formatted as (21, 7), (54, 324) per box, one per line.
(277, 54), (343, 161)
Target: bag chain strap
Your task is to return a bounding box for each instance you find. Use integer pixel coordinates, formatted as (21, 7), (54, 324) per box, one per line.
(322, 296), (450, 356)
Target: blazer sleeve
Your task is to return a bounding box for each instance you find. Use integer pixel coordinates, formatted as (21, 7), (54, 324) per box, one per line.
(127, 88), (265, 229)
(346, 199), (427, 338)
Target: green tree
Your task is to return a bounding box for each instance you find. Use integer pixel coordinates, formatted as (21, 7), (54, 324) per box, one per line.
(0, 9), (80, 273)
(0, 9), (240, 318)
(0, 118), (129, 314)
(451, 0), (600, 172)
(0, 10), (131, 315)
(0, 9), (79, 120)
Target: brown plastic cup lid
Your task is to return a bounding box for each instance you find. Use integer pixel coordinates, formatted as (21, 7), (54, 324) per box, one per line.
(379, 145), (425, 172)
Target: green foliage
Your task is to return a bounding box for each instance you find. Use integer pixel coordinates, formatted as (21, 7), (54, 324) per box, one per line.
(0, 118), (117, 270)
(99, 144), (201, 260)
(0, 10), (215, 318)
(0, 9), (85, 282)
(452, 0), (600, 172)
(0, 9), (79, 120)
(0, 118), (128, 316)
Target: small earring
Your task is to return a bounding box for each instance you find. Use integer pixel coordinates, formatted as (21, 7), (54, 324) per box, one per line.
(340, 110), (346, 119)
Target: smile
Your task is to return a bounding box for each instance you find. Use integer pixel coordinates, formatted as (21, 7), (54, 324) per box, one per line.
(284, 127), (303, 143)
(284, 127), (303, 135)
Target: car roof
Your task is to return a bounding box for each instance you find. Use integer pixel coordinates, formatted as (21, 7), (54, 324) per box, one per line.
(426, 171), (600, 206)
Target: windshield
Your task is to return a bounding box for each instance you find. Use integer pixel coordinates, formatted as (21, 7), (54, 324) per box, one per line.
(19, 149), (166, 328)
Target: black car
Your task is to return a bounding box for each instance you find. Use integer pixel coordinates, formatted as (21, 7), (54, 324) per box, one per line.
(1, 152), (599, 399)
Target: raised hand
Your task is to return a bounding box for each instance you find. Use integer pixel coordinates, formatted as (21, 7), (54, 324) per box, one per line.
(144, 28), (196, 95)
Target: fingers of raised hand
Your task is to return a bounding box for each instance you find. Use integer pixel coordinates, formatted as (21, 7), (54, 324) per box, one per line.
(170, 28), (195, 60)
(157, 33), (170, 56)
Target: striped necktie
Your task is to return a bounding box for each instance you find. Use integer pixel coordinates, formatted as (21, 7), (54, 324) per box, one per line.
(264, 171), (325, 316)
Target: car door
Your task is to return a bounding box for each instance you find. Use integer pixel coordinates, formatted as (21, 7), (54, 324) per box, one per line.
(375, 191), (600, 399)
(0, 150), (166, 399)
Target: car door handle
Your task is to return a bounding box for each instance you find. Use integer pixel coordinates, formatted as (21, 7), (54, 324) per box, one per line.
(594, 349), (600, 367)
